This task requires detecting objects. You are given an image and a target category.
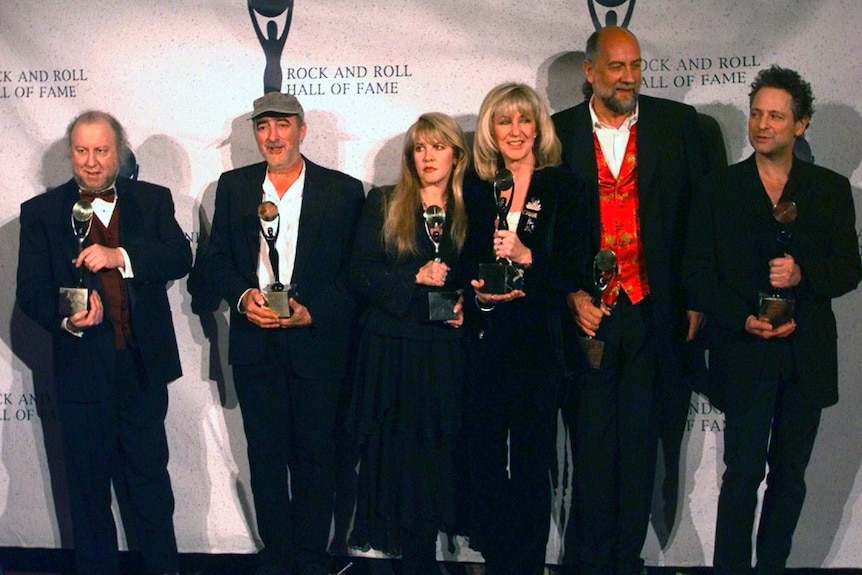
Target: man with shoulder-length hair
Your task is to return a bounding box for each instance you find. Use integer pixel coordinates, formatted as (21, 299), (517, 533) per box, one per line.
(16, 110), (191, 575)
(684, 65), (861, 575)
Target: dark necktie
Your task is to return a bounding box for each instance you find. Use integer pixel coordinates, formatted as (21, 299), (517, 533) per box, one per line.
(80, 187), (115, 203)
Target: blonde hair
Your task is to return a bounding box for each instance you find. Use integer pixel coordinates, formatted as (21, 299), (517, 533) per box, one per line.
(382, 112), (469, 257)
(473, 82), (562, 181)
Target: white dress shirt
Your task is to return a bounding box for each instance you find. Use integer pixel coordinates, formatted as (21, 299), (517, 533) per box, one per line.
(588, 98), (639, 178)
(256, 163), (306, 291)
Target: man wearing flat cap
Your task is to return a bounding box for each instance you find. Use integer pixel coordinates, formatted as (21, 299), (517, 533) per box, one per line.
(207, 92), (364, 575)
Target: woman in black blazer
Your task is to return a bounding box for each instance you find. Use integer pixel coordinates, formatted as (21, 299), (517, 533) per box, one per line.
(463, 83), (591, 575)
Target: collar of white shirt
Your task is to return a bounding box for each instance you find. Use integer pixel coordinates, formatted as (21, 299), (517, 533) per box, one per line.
(588, 96), (639, 132)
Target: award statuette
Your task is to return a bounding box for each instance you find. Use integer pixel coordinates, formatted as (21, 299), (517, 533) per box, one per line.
(423, 205), (459, 321)
(578, 249), (618, 369)
(258, 201), (293, 318)
(59, 200), (94, 316)
(757, 200), (798, 327)
(478, 167), (524, 294)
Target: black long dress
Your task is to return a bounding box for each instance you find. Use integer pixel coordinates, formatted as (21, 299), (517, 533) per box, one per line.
(348, 186), (466, 564)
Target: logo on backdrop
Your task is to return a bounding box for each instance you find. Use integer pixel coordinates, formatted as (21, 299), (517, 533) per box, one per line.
(244, 0), (413, 98)
(580, 0), (762, 92)
(588, 0), (636, 29)
(249, 0), (294, 94)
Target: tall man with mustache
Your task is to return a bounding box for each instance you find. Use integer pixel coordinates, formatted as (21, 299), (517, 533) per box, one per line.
(207, 93), (364, 575)
(552, 26), (708, 575)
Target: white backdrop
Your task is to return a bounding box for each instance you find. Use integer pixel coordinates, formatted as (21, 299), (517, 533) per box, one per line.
(2, 0), (862, 567)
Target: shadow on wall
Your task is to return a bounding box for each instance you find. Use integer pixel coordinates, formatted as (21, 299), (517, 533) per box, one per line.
(2, 230), (73, 547)
(40, 140), (74, 191)
(0, 138), (78, 548)
(789, 103), (862, 567)
(302, 109), (353, 176)
(134, 133), (226, 550)
(185, 112), (261, 548)
(368, 129), (404, 189)
(538, 51), (587, 115)
(693, 103), (749, 166)
(807, 103), (862, 180)
(366, 113), (477, 191)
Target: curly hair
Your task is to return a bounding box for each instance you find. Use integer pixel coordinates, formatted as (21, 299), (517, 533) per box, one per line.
(749, 65), (815, 122)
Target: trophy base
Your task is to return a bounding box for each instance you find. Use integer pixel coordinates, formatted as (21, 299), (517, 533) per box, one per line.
(757, 292), (794, 328)
(479, 262), (524, 294)
(59, 287), (89, 316)
(262, 290), (293, 318)
(578, 336), (605, 369)
(428, 291), (459, 321)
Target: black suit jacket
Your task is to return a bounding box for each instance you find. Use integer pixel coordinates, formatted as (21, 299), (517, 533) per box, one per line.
(349, 186), (469, 331)
(206, 158), (364, 379)
(462, 167), (591, 371)
(16, 178), (192, 401)
(683, 155), (861, 413)
(552, 95), (708, 372)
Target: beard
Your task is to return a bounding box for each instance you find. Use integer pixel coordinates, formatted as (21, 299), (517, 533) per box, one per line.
(597, 82), (639, 115)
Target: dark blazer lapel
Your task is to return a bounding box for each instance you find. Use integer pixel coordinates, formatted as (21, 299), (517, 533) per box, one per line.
(113, 179), (138, 304)
(115, 178), (142, 245)
(570, 106), (602, 250)
(292, 159), (326, 281)
(516, 170), (552, 250)
(49, 182), (92, 291)
(739, 155), (774, 226)
(59, 181), (84, 259)
(634, 99), (659, 202)
(243, 163), (268, 273)
(782, 158), (813, 220)
(740, 154), (772, 223)
(572, 106), (600, 184)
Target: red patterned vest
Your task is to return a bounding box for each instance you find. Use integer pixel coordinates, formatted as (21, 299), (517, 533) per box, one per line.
(89, 211), (133, 349)
(594, 123), (650, 305)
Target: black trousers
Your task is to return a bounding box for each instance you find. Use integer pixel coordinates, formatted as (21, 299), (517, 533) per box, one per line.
(568, 295), (658, 575)
(233, 330), (340, 574)
(714, 378), (822, 575)
(467, 342), (559, 575)
(59, 347), (177, 575)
